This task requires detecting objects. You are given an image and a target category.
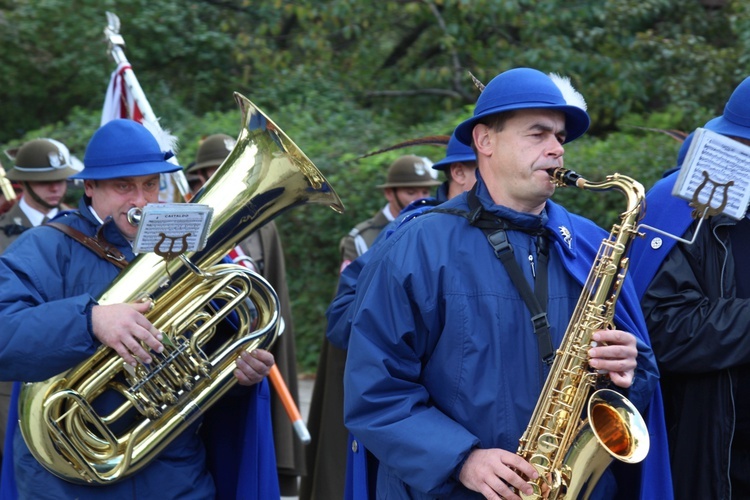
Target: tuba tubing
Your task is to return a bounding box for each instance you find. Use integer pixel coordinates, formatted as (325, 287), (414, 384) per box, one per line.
(18, 93), (343, 485)
(0, 165), (16, 203)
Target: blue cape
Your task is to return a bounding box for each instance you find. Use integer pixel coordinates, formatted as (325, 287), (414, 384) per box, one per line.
(629, 171), (695, 300)
(0, 379), (278, 500)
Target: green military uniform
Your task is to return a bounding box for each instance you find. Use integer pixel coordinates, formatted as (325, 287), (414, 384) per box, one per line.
(237, 221), (306, 496)
(300, 209), (390, 499)
(0, 138), (80, 471)
(0, 203), (33, 251)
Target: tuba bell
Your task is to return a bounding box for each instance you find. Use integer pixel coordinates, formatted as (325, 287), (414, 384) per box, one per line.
(18, 93), (344, 485)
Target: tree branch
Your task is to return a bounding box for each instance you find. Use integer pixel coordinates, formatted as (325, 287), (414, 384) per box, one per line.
(422, 0), (475, 101)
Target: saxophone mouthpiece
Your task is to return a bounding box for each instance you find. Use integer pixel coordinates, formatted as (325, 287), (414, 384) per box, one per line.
(548, 167), (586, 189)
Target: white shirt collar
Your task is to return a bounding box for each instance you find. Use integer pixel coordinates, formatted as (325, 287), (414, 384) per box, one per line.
(87, 204), (105, 225)
(19, 196), (58, 227)
(381, 203), (395, 222)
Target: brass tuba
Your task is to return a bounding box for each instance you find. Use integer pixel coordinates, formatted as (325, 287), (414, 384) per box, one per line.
(516, 168), (650, 499)
(0, 164), (16, 203)
(18, 93), (344, 485)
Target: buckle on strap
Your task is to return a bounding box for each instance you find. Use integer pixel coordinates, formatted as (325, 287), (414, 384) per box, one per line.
(487, 230), (512, 258)
(531, 312), (554, 365)
(530, 312), (550, 332)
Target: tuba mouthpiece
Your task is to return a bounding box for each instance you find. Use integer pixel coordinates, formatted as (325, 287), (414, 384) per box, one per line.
(127, 207), (142, 226)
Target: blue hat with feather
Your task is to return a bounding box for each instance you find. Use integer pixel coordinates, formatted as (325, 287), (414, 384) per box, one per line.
(73, 119), (181, 180)
(454, 67), (590, 146)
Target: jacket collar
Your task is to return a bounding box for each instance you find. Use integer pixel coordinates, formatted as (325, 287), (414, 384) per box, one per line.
(472, 174), (578, 258)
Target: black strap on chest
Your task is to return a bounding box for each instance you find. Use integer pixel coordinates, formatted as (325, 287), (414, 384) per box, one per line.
(431, 185), (554, 365)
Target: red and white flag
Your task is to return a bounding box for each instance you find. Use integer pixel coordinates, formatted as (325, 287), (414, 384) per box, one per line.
(100, 62), (185, 202)
(101, 62), (144, 126)
(227, 245), (259, 273)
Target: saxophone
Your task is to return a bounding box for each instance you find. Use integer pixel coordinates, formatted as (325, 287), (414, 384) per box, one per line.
(516, 167), (650, 499)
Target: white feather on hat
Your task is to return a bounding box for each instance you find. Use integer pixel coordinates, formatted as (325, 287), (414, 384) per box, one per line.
(548, 73), (587, 111)
(142, 117), (180, 156)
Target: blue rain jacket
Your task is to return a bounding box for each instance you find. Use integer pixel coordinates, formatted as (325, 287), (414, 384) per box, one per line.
(327, 195), (445, 351)
(343, 177), (672, 499)
(0, 198), (278, 499)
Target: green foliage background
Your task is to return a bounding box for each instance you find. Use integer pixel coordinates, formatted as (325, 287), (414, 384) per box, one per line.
(0, 0), (744, 371)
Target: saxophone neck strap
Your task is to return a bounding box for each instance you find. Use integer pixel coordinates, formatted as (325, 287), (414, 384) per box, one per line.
(426, 186), (554, 364)
(464, 185), (554, 365)
(46, 220), (130, 270)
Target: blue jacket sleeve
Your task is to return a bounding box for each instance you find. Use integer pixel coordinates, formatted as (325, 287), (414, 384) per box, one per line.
(326, 255), (366, 350)
(343, 240), (480, 495)
(0, 229), (101, 381)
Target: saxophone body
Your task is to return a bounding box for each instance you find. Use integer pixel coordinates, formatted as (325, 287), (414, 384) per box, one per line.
(517, 168), (650, 499)
(18, 93), (343, 485)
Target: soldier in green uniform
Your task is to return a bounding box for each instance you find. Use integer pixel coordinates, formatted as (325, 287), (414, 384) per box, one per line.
(0, 139), (81, 251)
(0, 137), (80, 471)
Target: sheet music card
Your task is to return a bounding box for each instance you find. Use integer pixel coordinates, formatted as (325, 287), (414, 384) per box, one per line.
(133, 203), (213, 255)
(673, 127), (750, 220)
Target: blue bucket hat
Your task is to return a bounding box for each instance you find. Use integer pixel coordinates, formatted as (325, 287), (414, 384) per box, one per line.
(431, 132), (477, 170)
(73, 119), (181, 180)
(703, 77), (750, 142)
(454, 67), (590, 146)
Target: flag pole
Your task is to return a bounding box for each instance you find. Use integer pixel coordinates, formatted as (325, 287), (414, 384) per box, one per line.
(103, 12), (190, 202)
(228, 245), (312, 444)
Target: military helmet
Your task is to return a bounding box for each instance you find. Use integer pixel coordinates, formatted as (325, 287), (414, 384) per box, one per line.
(4, 138), (83, 182)
(375, 155), (441, 189)
(186, 134), (236, 174)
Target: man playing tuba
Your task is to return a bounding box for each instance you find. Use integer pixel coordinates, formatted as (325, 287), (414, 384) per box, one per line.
(0, 119), (279, 499)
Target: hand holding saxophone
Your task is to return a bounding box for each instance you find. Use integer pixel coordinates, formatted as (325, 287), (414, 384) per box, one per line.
(587, 329), (638, 388)
(91, 301), (163, 367)
(459, 448), (538, 500)
(234, 349), (274, 386)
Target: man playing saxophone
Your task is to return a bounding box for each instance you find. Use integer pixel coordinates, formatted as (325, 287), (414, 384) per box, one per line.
(343, 68), (671, 499)
(0, 119), (278, 499)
